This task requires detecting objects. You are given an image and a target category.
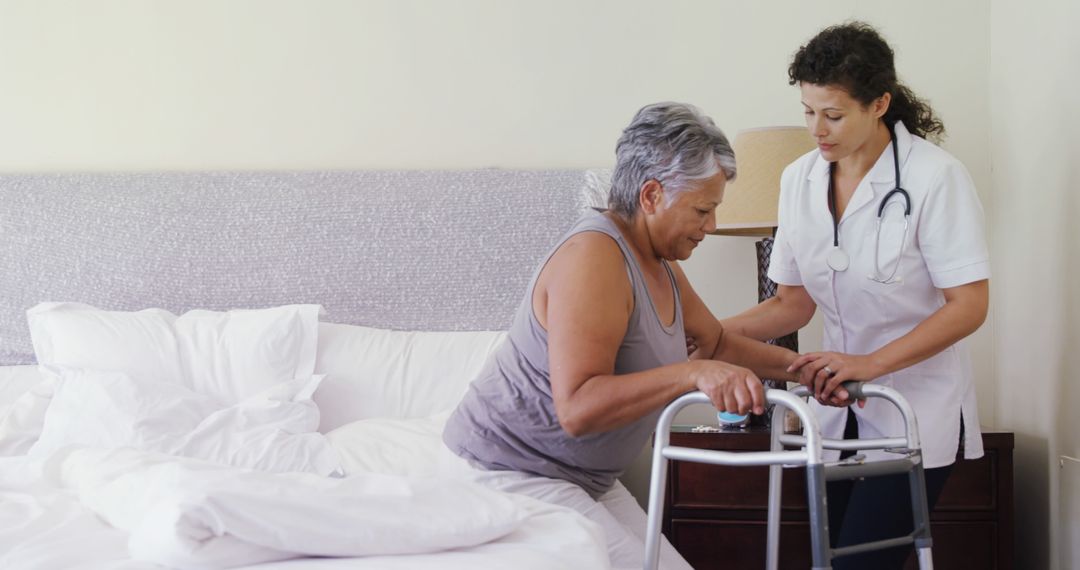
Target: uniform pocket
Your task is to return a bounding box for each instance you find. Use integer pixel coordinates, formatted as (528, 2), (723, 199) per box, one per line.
(855, 271), (903, 323)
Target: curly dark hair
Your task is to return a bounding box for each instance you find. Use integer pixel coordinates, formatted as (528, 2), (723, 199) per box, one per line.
(788, 21), (945, 142)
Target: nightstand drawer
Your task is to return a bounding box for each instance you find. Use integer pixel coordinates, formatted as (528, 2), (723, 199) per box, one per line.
(668, 428), (809, 511)
(671, 462), (809, 510)
(935, 448), (999, 511)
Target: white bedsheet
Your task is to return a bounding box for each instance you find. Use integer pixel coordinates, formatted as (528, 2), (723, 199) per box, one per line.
(0, 366), (40, 416)
(0, 365), (610, 570)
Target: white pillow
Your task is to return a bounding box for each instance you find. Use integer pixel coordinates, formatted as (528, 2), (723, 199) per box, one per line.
(313, 323), (506, 431)
(27, 303), (322, 404)
(29, 367), (340, 475)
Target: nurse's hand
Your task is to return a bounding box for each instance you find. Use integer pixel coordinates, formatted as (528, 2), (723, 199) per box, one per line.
(686, 335), (699, 357)
(692, 360), (766, 416)
(788, 352), (879, 407)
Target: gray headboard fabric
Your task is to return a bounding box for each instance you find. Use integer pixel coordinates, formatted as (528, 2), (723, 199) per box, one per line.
(0, 170), (611, 365)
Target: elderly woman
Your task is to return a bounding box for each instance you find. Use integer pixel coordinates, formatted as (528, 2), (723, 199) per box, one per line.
(442, 102), (801, 569)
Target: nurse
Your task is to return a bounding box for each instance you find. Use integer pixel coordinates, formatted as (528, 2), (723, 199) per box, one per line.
(723, 22), (990, 569)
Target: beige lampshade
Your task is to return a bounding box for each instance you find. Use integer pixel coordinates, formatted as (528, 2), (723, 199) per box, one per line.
(713, 126), (816, 237)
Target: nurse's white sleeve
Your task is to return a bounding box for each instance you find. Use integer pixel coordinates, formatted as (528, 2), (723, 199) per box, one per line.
(917, 160), (991, 288)
(767, 164), (803, 286)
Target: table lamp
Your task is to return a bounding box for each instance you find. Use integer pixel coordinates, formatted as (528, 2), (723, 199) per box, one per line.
(713, 126), (816, 428)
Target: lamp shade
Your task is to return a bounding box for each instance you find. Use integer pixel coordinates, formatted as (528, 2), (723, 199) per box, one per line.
(713, 126), (816, 237)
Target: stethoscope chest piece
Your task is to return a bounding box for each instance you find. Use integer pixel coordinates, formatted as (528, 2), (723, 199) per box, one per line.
(827, 247), (850, 272)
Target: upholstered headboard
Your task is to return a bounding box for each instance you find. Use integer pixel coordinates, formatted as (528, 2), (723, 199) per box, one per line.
(0, 170), (611, 365)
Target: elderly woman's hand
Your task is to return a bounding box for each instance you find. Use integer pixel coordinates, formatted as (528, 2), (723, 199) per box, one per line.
(690, 360), (766, 416)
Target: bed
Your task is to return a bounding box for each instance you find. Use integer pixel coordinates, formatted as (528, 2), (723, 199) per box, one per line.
(0, 169), (621, 569)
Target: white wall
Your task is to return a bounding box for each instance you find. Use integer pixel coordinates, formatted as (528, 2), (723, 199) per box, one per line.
(0, 0), (1016, 558)
(989, 1), (1080, 568)
(0, 0), (995, 403)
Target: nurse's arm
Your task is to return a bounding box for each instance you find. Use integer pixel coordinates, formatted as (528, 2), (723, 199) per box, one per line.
(672, 263), (800, 381)
(721, 285), (817, 342)
(807, 279), (990, 400)
(869, 279), (990, 374)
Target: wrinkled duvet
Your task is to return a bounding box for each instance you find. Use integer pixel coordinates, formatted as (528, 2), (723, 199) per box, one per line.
(0, 445), (609, 570)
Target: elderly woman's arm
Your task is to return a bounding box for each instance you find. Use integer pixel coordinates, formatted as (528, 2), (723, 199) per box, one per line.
(540, 233), (765, 437)
(672, 263), (802, 381)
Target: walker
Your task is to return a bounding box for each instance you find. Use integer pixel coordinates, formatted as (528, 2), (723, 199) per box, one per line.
(643, 382), (934, 570)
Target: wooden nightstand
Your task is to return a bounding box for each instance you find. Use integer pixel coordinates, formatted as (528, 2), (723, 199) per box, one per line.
(661, 426), (1014, 569)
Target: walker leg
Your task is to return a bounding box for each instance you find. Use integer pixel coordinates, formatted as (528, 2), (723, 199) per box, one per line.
(805, 463), (832, 570)
(766, 408), (786, 570)
(643, 434), (670, 570)
(908, 461), (934, 569)
(917, 548), (935, 569)
(766, 464), (782, 570)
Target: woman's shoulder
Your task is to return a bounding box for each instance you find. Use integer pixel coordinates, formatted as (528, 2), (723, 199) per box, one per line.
(784, 147), (822, 177)
(539, 225), (634, 317)
(561, 227), (622, 251)
(565, 208), (623, 239)
(777, 148), (824, 199)
(550, 226), (626, 275)
(906, 136), (974, 187)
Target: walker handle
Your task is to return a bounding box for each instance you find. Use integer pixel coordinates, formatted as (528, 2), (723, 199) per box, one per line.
(790, 380), (865, 399)
(841, 380), (865, 399)
(789, 381), (922, 451)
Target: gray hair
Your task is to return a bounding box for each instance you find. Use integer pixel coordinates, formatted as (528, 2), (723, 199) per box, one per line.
(608, 102), (736, 218)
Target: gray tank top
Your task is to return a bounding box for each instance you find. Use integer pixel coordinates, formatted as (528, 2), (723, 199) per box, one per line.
(442, 209), (687, 497)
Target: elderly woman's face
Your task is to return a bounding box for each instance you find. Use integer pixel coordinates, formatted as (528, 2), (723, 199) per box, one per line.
(652, 171), (726, 261)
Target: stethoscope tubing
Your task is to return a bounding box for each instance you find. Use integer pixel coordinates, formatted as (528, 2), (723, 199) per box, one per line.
(827, 124), (912, 283)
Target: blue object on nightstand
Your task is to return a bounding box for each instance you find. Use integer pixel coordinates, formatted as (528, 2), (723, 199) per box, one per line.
(717, 411), (750, 428)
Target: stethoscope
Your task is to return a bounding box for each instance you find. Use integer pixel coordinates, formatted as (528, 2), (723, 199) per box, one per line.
(825, 126), (911, 284)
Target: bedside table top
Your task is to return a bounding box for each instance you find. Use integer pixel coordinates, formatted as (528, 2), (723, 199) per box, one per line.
(670, 424), (771, 434)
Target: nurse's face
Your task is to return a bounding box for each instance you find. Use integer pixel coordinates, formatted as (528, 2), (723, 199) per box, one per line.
(800, 83), (888, 163)
(649, 170), (726, 261)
